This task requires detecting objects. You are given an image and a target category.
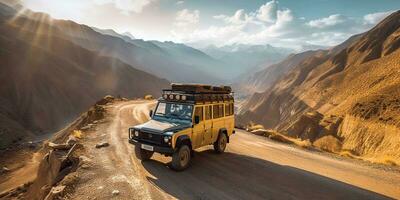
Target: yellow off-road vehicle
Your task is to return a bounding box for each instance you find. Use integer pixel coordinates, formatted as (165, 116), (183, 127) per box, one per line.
(129, 83), (235, 171)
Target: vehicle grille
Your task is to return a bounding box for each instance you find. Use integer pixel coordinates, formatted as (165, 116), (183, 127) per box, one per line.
(137, 131), (163, 145)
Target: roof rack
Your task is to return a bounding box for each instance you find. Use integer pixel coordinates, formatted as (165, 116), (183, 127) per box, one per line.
(170, 83), (231, 94)
(161, 83), (234, 103)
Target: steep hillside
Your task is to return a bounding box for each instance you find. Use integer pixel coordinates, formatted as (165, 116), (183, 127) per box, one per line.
(91, 27), (135, 42)
(234, 50), (318, 96)
(149, 41), (226, 77)
(238, 11), (400, 163)
(59, 23), (222, 83)
(235, 33), (363, 96)
(0, 3), (169, 148)
(202, 44), (293, 80)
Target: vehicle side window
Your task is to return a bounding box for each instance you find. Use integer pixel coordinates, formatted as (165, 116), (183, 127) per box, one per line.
(194, 106), (203, 122)
(230, 103), (234, 115)
(225, 103), (230, 116)
(213, 105), (219, 119)
(219, 104), (224, 117)
(205, 105), (212, 120)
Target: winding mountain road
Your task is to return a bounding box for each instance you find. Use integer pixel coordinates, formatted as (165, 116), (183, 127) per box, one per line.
(69, 100), (400, 200)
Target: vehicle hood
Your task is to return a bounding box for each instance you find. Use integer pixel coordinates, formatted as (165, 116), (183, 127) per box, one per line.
(134, 119), (191, 134)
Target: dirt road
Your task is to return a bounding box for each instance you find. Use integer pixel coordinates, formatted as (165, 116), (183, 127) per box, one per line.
(68, 100), (400, 200)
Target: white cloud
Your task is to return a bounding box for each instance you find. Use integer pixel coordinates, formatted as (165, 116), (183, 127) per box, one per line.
(174, 9), (200, 27)
(363, 10), (394, 25)
(22, 0), (396, 50)
(174, 1), (394, 50)
(93, 0), (155, 14)
(213, 9), (249, 25)
(174, 1), (297, 48)
(307, 14), (347, 28)
(256, 0), (278, 23)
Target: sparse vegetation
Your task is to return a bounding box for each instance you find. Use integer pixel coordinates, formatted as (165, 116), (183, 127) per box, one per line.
(313, 135), (342, 153)
(144, 95), (154, 100)
(339, 150), (357, 159)
(371, 155), (398, 166)
(247, 125), (312, 149)
(72, 130), (83, 139)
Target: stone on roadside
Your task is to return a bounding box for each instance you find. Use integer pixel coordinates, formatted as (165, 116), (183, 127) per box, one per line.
(44, 185), (66, 200)
(95, 142), (109, 149)
(112, 190), (120, 196)
(81, 124), (94, 131)
(48, 142), (71, 150)
(1, 166), (10, 174)
(66, 136), (78, 146)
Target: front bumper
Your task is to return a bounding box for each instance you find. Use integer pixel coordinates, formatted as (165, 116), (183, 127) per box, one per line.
(129, 139), (174, 154)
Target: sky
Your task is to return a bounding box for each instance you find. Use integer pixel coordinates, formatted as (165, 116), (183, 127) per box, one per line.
(21, 0), (400, 50)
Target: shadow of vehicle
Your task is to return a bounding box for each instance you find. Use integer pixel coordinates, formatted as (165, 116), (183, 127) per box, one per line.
(142, 149), (392, 200)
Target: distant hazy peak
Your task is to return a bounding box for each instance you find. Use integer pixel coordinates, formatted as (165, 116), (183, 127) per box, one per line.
(122, 31), (135, 40)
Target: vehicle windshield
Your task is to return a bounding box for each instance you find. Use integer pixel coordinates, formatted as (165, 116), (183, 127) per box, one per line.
(154, 102), (193, 122)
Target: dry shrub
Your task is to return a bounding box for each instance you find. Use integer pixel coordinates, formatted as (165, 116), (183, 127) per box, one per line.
(340, 149), (356, 158)
(313, 135), (342, 153)
(269, 134), (294, 144)
(144, 95), (153, 100)
(72, 130), (82, 139)
(250, 129), (267, 136)
(373, 155), (398, 166)
(292, 139), (312, 149)
(247, 124), (264, 132)
(248, 128), (311, 149)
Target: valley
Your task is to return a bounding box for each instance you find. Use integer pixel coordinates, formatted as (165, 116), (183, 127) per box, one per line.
(2, 100), (399, 199)
(237, 10), (400, 165)
(0, 1), (399, 199)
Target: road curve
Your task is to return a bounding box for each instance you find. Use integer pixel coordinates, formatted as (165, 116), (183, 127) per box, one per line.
(71, 100), (400, 200)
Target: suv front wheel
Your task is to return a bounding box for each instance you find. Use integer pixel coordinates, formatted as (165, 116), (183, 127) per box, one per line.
(214, 132), (227, 153)
(135, 144), (154, 160)
(171, 145), (191, 171)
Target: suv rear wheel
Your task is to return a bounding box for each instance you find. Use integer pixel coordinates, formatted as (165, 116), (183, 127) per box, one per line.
(171, 145), (191, 171)
(214, 132), (227, 153)
(135, 144), (154, 160)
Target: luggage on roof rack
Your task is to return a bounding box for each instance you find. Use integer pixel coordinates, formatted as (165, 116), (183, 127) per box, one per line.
(161, 83), (234, 103)
(171, 83), (232, 94)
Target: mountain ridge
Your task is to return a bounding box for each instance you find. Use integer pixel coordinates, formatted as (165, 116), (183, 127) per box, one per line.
(238, 10), (400, 163)
(0, 3), (169, 148)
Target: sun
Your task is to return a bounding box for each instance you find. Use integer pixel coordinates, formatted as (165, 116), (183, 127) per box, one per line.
(22, 0), (88, 21)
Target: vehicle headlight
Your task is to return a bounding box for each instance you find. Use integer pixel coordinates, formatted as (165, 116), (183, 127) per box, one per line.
(134, 130), (139, 137)
(163, 136), (171, 143)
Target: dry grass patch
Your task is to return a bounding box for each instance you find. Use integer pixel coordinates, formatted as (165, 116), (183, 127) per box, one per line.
(313, 135), (342, 153)
(248, 128), (312, 149)
(339, 149), (357, 158)
(371, 155), (398, 166)
(72, 130), (83, 139)
(246, 124), (265, 132)
(292, 139), (312, 149)
(268, 133), (294, 144)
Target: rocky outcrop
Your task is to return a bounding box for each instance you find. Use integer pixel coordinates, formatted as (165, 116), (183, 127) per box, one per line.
(25, 145), (80, 200)
(339, 115), (400, 162)
(284, 112), (324, 141)
(283, 111), (343, 142)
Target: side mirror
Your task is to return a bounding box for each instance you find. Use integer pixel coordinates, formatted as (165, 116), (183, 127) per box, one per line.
(194, 116), (200, 124)
(149, 110), (153, 117)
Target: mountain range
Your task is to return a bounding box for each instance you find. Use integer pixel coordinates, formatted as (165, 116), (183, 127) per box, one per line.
(0, 3), (169, 148)
(237, 10), (400, 162)
(202, 44), (293, 80)
(92, 27), (294, 82)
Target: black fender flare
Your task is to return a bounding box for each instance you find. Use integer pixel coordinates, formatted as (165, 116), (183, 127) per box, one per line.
(218, 128), (229, 143)
(176, 135), (192, 149)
